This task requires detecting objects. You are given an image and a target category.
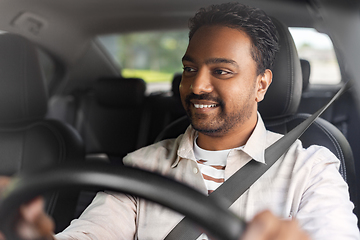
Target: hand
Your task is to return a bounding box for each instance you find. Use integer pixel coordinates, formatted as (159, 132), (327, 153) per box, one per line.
(0, 177), (55, 240)
(241, 210), (310, 240)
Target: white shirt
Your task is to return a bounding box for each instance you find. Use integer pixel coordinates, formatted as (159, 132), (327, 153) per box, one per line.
(56, 113), (360, 240)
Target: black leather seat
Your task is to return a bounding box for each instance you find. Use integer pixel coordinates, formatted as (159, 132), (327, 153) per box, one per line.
(144, 72), (187, 143)
(155, 19), (357, 216)
(0, 33), (85, 232)
(300, 59), (311, 92)
(75, 77), (147, 163)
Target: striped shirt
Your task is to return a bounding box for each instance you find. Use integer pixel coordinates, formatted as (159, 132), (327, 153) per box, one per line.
(193, 138), (230, 195)
(193, 138), (243, 240)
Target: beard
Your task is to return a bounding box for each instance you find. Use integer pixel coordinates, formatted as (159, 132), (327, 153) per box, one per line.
(184, 92), (254, 137)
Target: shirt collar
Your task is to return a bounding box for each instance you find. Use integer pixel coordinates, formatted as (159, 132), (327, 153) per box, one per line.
(171, 126), (197, 168)
(241, 112), (267, 164)
(172, 112), (267, 167)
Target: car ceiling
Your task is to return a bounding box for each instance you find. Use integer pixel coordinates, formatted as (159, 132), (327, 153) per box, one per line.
(0, 0), (312, 65)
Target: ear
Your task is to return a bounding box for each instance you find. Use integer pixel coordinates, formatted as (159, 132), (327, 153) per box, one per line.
(255, 69), (272, 102)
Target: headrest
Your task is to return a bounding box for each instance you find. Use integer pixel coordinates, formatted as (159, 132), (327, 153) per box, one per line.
(258, 18), (302, 120)
(300, 59), (311, 91)
(0, 33), (48, 124)
(94, 77), (146, 108)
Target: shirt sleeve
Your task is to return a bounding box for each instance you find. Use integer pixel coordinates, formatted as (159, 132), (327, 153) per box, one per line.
(55, 191), (137, 240)
(296, 146), (360, 240)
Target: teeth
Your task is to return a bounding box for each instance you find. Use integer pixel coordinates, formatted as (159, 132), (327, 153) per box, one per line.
(194, 104), (217, 109)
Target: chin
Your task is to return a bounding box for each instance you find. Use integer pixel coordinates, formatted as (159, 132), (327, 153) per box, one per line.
(196, 128), (226, 137)
(190, 121), (229, 137)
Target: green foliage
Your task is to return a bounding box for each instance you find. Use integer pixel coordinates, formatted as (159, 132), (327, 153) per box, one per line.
(114, 30), (189, 82)
(122, 69), (173, 83)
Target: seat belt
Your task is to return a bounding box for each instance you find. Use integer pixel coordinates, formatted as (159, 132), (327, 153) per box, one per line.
(164, 81), (350, 240)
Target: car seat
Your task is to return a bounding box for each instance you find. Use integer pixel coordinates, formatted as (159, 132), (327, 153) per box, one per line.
(145, 72), (187, 143)
(73, 77), (148, 163)
(0, 33), (85, 232)
(155, 18), (358, 217)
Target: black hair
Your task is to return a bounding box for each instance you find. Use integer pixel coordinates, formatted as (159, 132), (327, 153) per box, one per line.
(189, 2), (279, 75)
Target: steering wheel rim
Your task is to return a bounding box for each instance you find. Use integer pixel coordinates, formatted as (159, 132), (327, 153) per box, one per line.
(0, 162), (245, 240)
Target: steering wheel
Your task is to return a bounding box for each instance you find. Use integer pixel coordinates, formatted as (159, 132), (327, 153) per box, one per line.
(0, 162), (245, 240)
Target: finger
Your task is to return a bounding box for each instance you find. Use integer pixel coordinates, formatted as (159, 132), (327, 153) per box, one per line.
(33, 211), (55, 237)
(0, 177), (11, 239)
(0, 177), (11, 194)
(17, 217), (55, 240)
(275, 219), (310, 240)
(0, 176), (19, 207)
(18, 197), (55, 239)
(241, 210), (279, 240)
(241, 210), (310, 240)
(20, 197), (50, 223)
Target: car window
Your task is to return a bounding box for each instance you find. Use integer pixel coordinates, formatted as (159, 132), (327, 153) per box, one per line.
(289, 27), (341, 85)
(98, 30), (189, 94)
(98, 27), (341, 94)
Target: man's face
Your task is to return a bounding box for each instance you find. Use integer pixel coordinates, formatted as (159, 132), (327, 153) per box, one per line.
(180, 25), (270, 137)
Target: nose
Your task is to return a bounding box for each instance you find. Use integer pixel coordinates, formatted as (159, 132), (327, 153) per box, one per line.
(190, 68), (213, 95)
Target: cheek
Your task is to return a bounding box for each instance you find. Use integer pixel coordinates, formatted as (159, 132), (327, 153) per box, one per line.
(215, 82), (242, 101)
(218, 84), (255, 110)
(179, 79), (190, 103)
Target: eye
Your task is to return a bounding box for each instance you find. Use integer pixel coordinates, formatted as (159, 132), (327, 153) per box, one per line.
(213, 69), (234, 78)
(183, 66), (197, 73)
(182, 66), (197, 77)
(214, 69), (230, 75)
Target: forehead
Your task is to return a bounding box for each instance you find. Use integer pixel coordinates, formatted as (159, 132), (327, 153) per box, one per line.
(184, 25), (253, 63)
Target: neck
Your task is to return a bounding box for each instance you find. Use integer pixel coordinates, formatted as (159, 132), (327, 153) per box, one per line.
(196, 113), (258, 151)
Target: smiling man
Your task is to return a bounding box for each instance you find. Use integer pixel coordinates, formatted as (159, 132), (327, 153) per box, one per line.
(180, 25), (270, 149)
(55, 3), (358, 240)
(1, 2), (359, 240)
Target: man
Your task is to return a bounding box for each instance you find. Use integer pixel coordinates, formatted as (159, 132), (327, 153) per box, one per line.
(1, 2), (359, 240)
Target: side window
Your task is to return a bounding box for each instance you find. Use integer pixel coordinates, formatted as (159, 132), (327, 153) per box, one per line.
(289, 27), (341, 85)
(98, 30), (189, 94)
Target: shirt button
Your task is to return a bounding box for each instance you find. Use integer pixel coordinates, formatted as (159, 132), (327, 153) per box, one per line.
(193, 168), (198, 174)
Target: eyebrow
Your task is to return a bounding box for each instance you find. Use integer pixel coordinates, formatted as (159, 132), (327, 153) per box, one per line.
(182, 55), (194, 63)
(182, 55), (239, 68)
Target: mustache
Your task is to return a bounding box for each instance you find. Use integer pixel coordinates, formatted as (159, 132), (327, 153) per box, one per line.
(184, 93), (224, 106)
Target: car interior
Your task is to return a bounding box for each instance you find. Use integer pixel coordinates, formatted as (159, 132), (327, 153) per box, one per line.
(0, 0), (359, 237)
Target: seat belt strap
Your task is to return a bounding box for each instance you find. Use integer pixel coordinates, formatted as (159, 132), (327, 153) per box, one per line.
(164, 81), (350, 240)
